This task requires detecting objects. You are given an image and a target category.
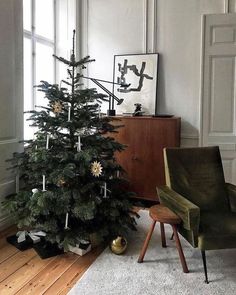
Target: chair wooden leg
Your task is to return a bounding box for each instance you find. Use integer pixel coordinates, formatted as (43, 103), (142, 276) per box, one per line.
(170, 232), (174, 240)
(138, 220), (156, 263)
(160, 222), (166, 248)
(172, 225), (189, 273)
(201, 250), (209, 284)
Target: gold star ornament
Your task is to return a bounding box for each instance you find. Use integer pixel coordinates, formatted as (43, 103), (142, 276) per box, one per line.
(91, 161), (103, 177)
(52, 101), (63, 114)
(57, 178), (66, 187)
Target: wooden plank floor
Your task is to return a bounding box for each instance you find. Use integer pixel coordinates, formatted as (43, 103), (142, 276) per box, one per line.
(0, 227), (104, 295)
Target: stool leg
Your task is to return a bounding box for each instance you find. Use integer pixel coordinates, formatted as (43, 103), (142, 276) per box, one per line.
(160, 222), (166, 248)
(138, 220), (156, 263)
(172, 225), (189, 273)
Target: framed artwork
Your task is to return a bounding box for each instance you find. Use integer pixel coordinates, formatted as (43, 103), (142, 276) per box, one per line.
(112, 53), (159, 115)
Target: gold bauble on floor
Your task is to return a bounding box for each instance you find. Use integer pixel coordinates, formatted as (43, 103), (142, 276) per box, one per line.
(110, 236), (127, 255)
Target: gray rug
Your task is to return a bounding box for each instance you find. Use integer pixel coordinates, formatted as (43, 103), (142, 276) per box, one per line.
(69, 210), (236, 295)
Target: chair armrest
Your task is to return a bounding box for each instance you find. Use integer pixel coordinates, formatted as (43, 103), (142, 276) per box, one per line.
(226, 183), (236, 212)
(157, 186), (200, 232)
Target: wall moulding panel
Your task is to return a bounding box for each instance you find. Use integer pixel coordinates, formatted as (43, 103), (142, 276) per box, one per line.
(145, 0), (158, 53)
(209, 143), (236, 151)
(0, 215), (13, 231)
(221, 155), (236, 183)
(0, 181), (16, 213)
(0, 179), (14, 230)
(0, 138), (18, 145)
(0, 0), (23, 228)
(228, 0), (236, 12)
(77, 0), (158, 56)
(76, 0), (158, 77)
(209, 56), (235, 134)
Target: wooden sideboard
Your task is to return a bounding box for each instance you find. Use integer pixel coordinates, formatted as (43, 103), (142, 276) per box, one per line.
(112, 116), (181, 201)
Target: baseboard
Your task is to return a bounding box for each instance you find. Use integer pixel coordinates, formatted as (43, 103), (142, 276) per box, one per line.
(0, 214), (14, 231)
(181, 134), (199, 147)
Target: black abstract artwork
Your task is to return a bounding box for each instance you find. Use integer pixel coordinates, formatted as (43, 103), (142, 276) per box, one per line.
(113, 53), (159, 115)
(117, 59), (153, 93)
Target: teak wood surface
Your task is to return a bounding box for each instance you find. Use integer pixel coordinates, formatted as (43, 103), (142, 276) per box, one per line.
(149, 204), (181, 224)
(111, 116), (181, 201)
(0, 226), (104, 295)
(138, 204), (189, 273)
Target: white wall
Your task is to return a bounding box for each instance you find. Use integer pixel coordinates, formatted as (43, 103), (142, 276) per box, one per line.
(77, 0), (236, 146)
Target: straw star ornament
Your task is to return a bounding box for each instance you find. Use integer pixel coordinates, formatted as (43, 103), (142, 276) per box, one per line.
(91, 161), (103, 177)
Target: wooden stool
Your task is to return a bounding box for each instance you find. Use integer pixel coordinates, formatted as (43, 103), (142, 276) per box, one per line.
(138, 204), (189, 273)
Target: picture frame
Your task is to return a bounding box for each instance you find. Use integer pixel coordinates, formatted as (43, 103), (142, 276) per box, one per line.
(112, 53), (159, 115)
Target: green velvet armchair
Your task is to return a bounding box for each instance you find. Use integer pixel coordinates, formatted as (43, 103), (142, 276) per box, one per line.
(157, 146), (236, 283)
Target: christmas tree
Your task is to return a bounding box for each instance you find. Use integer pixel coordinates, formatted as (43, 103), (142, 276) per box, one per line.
(3, 30), (136, 250)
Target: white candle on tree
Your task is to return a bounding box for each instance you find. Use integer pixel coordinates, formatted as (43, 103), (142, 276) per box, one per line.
(46, 134), (50, 150)
(77, 136), (81, 152)
(65, 213), (69, 229)
(42, 175), (46, 191)
(104, 182), (107, 198)
(98, 105), (101, 118)
(68, 106), (71, 121)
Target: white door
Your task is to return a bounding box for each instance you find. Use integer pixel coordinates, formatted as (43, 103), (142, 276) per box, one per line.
(201, 13), (236, 183)
(0, 0), (23, 229)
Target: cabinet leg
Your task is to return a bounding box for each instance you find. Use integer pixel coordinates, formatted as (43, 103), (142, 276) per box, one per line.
(138, 220), (156, 263)
(160, 222), (166, 248)
(172, 225), (189, 273)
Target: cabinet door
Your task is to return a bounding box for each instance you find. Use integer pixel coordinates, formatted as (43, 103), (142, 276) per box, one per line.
(114, 117), (180, 201)
(115, 118), (151, 199)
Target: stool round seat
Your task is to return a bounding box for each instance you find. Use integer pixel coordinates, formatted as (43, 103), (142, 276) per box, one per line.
(138, 203), (189, 273)
(149, 204), (181, 225)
